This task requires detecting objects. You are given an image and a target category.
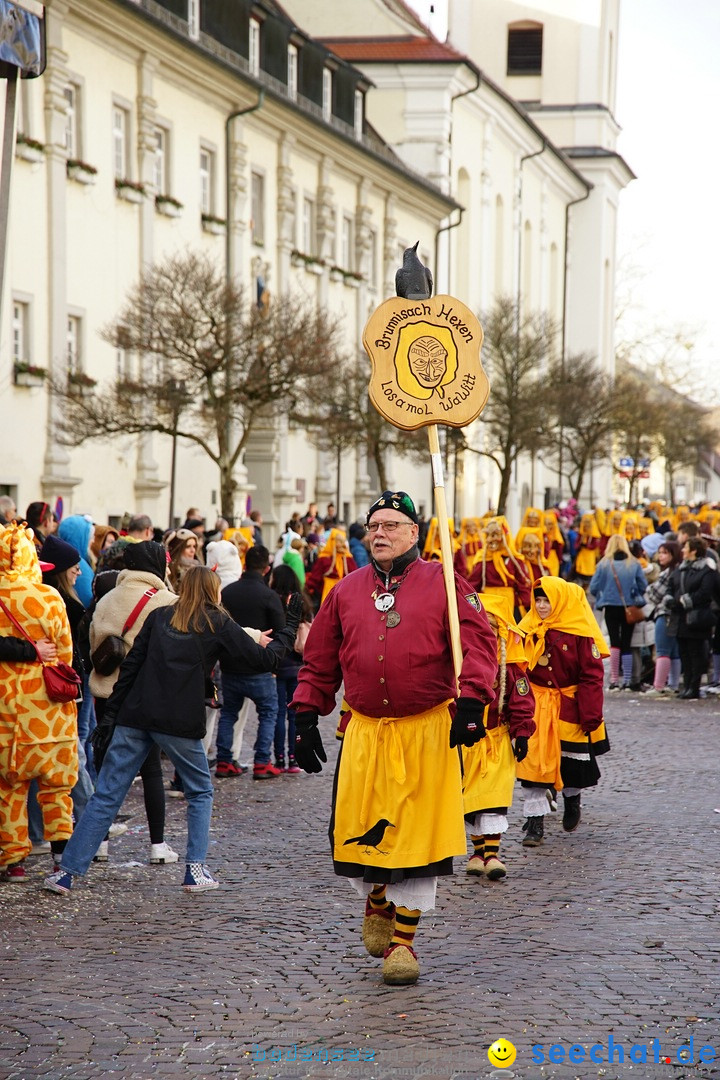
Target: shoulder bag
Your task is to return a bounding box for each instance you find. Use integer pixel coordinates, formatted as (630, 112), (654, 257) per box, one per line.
(610, 564), (645, 625)
(91, 588), (157, 676)
(0, 597), (82, 703)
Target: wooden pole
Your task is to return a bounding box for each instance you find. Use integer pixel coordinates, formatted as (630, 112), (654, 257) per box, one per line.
(427, 424), (463, 687)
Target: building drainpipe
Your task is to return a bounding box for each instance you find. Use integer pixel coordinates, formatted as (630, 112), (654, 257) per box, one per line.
(225, 89), (265, 287)
(558, 185), (592, 486)
(224, 89), (265, 522)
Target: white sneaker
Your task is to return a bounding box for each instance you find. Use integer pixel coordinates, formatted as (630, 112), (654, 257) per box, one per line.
(108, 822), (128, 838)
(93, 840), (109, 862)
(28, 841), (51, 856)
(643, 688), (665, 698)
(149, 841), (180, 865)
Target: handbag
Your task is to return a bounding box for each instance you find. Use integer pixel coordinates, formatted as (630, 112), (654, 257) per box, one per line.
(91, 588), (157, 676)
(610, 564), (645, 625)
(0, 597), (82, 703)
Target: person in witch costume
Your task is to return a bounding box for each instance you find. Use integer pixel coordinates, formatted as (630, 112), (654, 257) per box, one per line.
(291, 490), (497, 986)
(462, 591), (535, 881)
(516, 578), (609, 847)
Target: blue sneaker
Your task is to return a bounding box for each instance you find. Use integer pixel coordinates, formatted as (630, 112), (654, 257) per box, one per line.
(44, 869), (73, 895)
(182, 863), (219, 892)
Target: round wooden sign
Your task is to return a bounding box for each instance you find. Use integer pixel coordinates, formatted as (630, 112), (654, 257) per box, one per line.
(363, 295), (489, 430)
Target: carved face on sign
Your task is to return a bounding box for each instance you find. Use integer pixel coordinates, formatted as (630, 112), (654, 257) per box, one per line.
(407, 336), (448, 389)
(394, 321), (458, 401)
(521, 534), (542, 561)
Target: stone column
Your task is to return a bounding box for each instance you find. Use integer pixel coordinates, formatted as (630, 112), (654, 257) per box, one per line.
(41, 3), (80, 503)
(276, 133), (295, 293)
(133, 53), (166, 512)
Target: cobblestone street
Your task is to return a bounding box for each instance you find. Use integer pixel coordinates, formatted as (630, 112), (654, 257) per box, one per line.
(2, 692), (719, 1080)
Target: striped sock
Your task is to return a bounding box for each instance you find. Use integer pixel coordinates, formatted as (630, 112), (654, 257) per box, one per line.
(368, 884), (392, 913)
(621, 653), (633, 685)
(483, 835), (501, 863)
(470, 834), (485, 858)
(390, 907), (420, 949)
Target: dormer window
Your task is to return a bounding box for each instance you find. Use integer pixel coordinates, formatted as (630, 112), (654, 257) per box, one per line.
(507, 21), (543, 75)
(322, 67), (333, 122)
(249, 16), (261, 76)
(288, 43), (298, 101)
(188, 0), (199, 41)
(354, 89), (364, 139)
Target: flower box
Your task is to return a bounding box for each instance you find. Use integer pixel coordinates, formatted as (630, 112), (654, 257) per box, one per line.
(202, 214), (226, 236)
(156, 194), (183, 218)
(14, 363), (47, 387)
(67, 159), (97, 184)
(329, 267), (344, 283)
(16, 134), (45, 164)
(291, 249), (325, 272)
(115, 178), (146, 204)
(68, 372), (97, 397)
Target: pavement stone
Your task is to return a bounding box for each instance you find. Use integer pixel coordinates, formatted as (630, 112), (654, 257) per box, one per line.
(1, 691), (720, 1079)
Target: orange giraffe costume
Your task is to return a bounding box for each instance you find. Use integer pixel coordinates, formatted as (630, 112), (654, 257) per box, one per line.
(0, 523), (78, 868)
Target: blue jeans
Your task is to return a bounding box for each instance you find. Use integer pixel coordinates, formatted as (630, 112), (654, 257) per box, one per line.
(274, 672), (298, 762)
(216, 672), (278, 766)
(60, 725), (213, 876)
(654, 615), (679, 659)
(77, 674), (97, 781)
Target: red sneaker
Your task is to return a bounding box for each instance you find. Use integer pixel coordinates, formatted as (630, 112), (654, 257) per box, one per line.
(1, 862), (27, 883)
(215, 761), (244, 778)
(253, 762), (283, 779)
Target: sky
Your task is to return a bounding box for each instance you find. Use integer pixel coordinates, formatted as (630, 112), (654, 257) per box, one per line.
(406, 0), (720, 391)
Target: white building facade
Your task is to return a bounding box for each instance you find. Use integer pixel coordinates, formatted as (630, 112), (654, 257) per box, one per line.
(2, 0), (455, 531)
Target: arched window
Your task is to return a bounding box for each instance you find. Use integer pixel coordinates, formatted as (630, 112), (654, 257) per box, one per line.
(507, 21), (543, 76)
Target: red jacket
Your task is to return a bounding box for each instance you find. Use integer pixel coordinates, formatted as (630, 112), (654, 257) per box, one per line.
(527, 630), (604, 731)
(293, 558), (498, 718)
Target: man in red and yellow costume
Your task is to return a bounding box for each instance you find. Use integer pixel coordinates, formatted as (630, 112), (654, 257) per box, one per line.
(305, 528), (357, 608)
(0, 523), (78, 880)
(291, 491), (497, 987)
(468, 516), (531, 613)
(573, 512), (601, 588)
(516, 577), (609, 847)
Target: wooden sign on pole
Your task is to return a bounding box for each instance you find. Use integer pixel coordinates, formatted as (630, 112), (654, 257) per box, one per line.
(363, 293), (490, 684)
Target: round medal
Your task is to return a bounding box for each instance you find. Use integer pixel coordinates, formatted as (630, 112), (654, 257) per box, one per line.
(386, 610), (401, 628)
(375, 593), (395, 612)
(537, 655), (550, 667)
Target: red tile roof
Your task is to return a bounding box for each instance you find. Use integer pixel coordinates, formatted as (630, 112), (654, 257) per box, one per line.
(320, 36), (466, 64)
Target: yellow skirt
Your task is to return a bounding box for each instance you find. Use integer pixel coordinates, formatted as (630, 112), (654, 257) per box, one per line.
(332, 701), (466, 871)
(515, 683), (563, 790)
(462, 724), (516, 815)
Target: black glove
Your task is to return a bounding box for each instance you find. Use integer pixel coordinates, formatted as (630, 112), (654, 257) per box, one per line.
(285, 592), (304, 632)
(513, 735), (529, 762)
(449, 698), (487, 749)
(294, 712), (327, 773)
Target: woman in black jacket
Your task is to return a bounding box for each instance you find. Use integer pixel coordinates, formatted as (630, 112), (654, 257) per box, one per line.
(45, 565), (302, 896)
(667, 537), (719, 699)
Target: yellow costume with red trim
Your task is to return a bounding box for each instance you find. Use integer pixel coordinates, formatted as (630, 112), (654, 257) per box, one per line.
(517, 578), (609, 792)
(305, 528), (357, 605)
(0, 524), (78, 867)
(462, 592), (535, 820)
(574, 512), (601, 578)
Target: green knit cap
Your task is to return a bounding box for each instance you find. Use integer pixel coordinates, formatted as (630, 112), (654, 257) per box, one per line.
(366, 491), (418, 524)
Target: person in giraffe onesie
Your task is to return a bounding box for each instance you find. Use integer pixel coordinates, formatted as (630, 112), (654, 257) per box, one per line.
(0, 522), (78, 882)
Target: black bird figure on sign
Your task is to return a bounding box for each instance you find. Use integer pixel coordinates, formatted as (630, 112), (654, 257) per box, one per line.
(343, 818), (396, 855)
(395, 241), (433, 300)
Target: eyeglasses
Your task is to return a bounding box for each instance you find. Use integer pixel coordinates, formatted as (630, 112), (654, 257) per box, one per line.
(366, 520), (413, 534)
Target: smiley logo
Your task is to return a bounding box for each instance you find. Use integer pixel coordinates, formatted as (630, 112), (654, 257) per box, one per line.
(488, 1039), (517, 1068)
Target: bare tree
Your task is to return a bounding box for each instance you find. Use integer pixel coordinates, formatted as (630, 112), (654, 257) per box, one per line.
(653, 395), (719, 504)
(476, 296), (557, 515)
(611, 370), (665, 503)
(545, 354), (618, 500)
(52, 251), (343, 521)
